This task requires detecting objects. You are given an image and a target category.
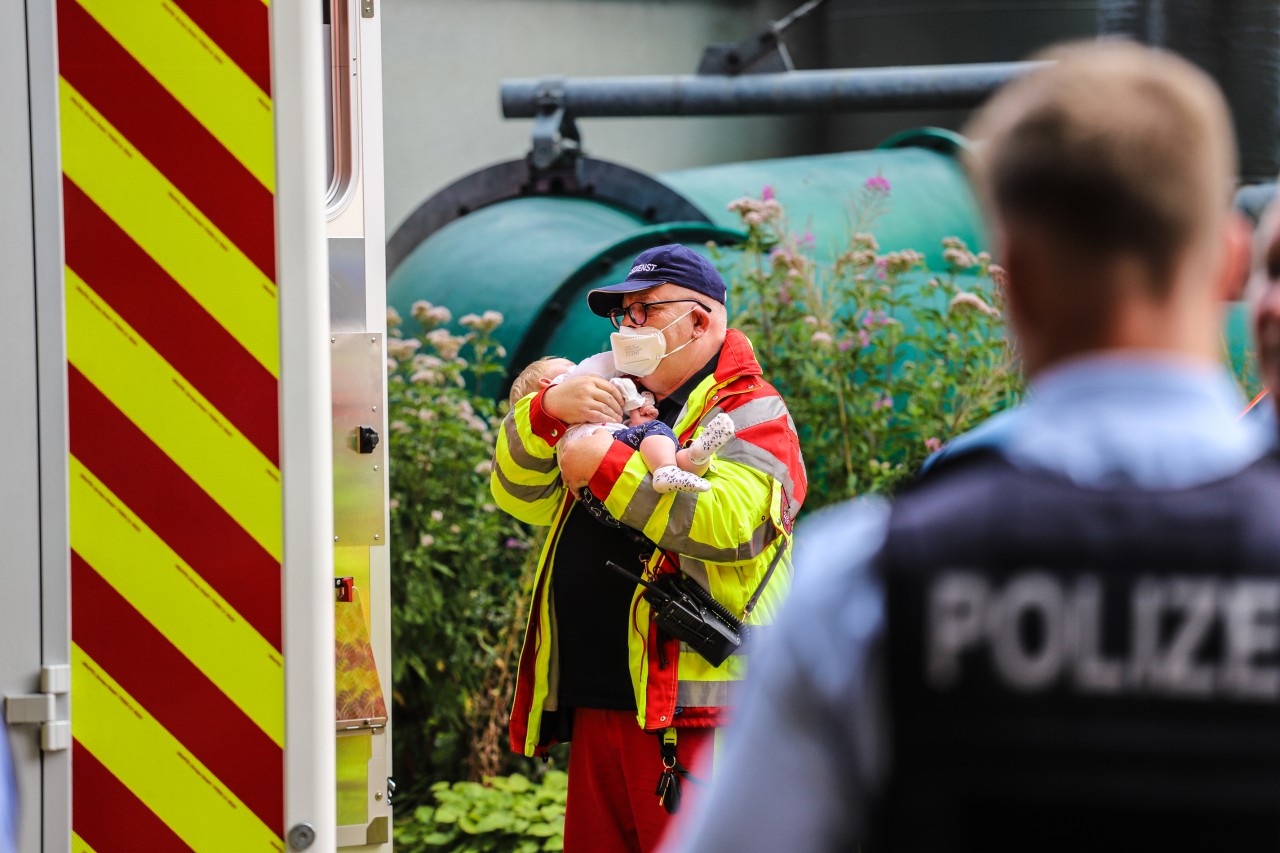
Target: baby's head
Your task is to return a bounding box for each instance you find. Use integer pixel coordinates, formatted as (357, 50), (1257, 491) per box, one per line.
(508, 356), (575, 408)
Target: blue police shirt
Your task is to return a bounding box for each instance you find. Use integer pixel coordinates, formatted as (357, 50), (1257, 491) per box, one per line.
(1, 728), (15, 853)
(664, 353), (1276, 853)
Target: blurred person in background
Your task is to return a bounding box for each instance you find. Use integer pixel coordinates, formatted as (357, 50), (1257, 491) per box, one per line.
(664, 40), (1280, 853)
(1244, 189), (1280, 434)
(1, 729), (15, 853)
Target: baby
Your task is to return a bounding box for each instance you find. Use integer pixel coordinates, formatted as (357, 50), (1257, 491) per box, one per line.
(508, 354), (735, 493)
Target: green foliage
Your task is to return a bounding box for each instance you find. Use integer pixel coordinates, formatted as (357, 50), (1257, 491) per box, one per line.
(394, 772), (568, 853)
(386, 303), (540, 804)
(1225, 309), (1265, 402)
(716, 183), (1024, 507)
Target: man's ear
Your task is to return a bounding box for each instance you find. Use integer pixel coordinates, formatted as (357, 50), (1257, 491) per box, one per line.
(997, 226), (1048, 373)
(692, 304), (713, 337)
(999, 228), (1032, 333)
(538, 377), (553, 388)
(1216, 210), (1253, 302)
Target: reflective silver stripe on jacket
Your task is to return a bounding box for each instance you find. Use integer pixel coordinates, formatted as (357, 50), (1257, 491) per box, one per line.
(502, 412), (557, 474)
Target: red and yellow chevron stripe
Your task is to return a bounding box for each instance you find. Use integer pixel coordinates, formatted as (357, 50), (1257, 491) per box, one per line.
(58, 0), (284, 848)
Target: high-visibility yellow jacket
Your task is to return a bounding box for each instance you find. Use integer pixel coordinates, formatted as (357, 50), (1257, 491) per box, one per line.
(491, 329), (807, 756)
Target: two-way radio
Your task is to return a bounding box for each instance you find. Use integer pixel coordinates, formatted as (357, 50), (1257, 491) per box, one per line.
(604, 561), (742, 667)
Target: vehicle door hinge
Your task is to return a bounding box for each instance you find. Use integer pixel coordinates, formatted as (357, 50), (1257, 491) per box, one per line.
(4, 664), (70, 752)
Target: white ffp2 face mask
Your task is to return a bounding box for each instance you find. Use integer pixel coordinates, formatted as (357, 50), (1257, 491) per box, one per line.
(609, 307), (696, 377)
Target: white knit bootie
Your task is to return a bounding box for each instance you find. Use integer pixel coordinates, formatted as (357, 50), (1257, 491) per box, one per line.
(652, 465), (712, 494)
(687, 413), (736, 466)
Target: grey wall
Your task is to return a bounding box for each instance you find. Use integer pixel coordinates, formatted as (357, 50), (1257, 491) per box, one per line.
(816, 1), (1098, 156)
(379, 1), (1110, 237)
(380, 0), (822, 235)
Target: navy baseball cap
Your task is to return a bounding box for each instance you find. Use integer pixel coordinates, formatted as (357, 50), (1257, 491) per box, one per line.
(587, 244), (727, 316)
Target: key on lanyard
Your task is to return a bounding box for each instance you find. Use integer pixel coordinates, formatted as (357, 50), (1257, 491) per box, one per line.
(656, 727), (682, 813)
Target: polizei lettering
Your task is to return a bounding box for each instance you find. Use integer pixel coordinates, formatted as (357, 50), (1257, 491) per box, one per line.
(927, 571), (1280, 701)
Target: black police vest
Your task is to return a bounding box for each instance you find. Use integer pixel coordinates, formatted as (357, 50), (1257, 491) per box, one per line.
(875, 450), (1280, 852)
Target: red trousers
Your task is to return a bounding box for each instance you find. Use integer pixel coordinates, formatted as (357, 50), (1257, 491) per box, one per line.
(563, 708), (715, 853)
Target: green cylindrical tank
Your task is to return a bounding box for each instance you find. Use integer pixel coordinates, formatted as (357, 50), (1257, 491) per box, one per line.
(662, 129), (985, 269)
(387, 130), (987, 393)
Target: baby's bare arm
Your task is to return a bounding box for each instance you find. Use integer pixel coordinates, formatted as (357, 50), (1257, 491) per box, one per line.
(559, 429), (616, 491)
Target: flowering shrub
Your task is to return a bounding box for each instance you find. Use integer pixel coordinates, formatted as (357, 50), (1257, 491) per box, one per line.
(386, 302), (541, 803)
(716, 181), (1023, 506)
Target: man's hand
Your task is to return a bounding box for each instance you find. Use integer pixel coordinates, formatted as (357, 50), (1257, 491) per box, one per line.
(543, 375), (626, 425)
(560, 429), (615, 492)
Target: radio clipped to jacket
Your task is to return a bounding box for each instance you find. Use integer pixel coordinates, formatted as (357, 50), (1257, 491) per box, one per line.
(605, 561), (742, 666)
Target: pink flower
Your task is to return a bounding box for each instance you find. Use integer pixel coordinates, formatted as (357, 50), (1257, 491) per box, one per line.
(811, 331), (834, 346)
(858, 329), (871, 348)
(925, 437), (943, 453)
(949, 291), (1000, 317)
(801, 229), (815, 247)
(943, 247), (977, 269)
(838, 337), (854, 352)
(761, 185), (775, 201)
(864, 175), (891, 193)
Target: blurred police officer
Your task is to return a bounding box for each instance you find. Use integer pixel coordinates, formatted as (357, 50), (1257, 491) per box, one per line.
(665, 40), (1280, 853)
(0, 728), (14, 853)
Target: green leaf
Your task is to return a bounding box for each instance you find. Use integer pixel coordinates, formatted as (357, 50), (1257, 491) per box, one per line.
(473, 812), (512, 834)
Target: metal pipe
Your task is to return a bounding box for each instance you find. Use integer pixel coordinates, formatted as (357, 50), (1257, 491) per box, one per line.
(502, 62), (1048, 120)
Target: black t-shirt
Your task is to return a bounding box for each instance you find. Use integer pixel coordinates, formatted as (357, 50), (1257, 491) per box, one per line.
(552, 353), (720, 710)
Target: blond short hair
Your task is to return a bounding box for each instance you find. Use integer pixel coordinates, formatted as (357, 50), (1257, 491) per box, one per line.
(508, 356), (570, 409)
(964, 39), (1236, 289)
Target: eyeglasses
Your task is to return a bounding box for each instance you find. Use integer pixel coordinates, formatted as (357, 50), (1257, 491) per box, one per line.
(607, 299), (710, 330)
